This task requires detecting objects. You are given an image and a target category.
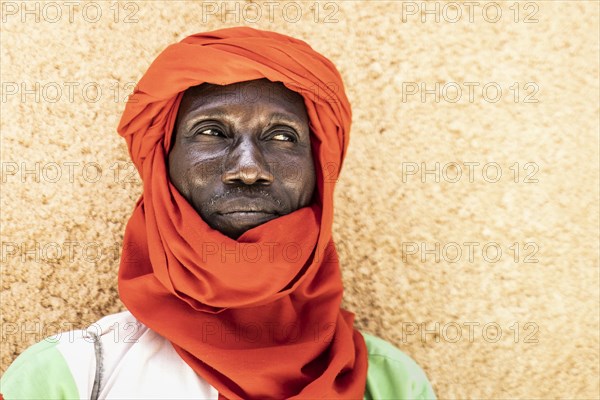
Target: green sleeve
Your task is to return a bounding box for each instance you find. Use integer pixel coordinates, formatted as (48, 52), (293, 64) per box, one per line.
(363, 332), (436, 400)
(0, 339), (79, 400)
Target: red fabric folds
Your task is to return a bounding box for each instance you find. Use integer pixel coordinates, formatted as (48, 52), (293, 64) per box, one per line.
(116, 27), (367, 399)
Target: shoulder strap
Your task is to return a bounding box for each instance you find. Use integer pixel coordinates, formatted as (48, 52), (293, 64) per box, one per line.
(89, 332), (104, 400)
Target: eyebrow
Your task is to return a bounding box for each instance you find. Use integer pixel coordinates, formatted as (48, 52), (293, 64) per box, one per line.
(182, 107), (308, 134)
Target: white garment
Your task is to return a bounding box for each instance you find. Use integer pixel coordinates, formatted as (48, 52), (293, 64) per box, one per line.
(56, 310), (218, 399)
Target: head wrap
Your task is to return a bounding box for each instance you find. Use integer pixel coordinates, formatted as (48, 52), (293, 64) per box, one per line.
(117, 27), (368, 399)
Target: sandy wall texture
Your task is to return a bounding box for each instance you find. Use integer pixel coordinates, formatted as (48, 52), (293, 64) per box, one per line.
(1, 1), (599, 398)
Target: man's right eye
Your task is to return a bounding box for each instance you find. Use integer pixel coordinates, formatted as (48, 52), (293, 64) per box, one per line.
(195, 127), (223, 137)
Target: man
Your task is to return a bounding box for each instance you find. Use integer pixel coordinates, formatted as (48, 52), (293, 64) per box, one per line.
(1, 27), (435, 399)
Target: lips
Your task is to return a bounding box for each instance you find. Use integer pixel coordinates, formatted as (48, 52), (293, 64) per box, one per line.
(217, 201), (280, 228)
(215, 196), (281, 216)
(218, 211), (278, 228)
(204, 191), (285, 233)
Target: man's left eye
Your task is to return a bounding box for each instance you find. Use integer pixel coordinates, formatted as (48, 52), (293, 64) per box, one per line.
(198, 128), (223, 136)
(271, 132), (295, 142)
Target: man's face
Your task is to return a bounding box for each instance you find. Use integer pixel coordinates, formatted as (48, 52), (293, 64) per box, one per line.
(169, 79), (316, 240)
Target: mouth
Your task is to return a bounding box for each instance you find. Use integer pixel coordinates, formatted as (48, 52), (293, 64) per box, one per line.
(212, 194), (283, 226)
(200, 189), (287, 237)
(213, 193), (282, 215)
(218, 210), (279, 224)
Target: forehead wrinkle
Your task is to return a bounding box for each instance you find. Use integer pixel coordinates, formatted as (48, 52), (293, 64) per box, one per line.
(181, 80), (307, 116)
(181, 106), (232, 131)
(265, 112), (308, 135)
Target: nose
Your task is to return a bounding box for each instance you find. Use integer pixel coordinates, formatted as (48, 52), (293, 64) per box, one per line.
(222, 139), (274, 186)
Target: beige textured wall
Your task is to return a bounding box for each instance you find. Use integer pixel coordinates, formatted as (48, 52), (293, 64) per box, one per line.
(1, 1), (598, 398)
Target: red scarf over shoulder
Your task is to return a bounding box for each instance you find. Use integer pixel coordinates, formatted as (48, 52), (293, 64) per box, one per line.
(117, 27), (367, 399)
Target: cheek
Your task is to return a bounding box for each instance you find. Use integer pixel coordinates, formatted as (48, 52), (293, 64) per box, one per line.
(279, 154), (316, 206)
(302, 159), (317, 203)
(187, 157), (221, 188)
(300, 157), (316, 189)
(168, 149), (187, 194)
(169, 148), (220, 199)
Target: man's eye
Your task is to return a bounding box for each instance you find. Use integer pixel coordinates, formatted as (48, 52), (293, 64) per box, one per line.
(271, 132), (295, 142)
(196, 128), (223, 137)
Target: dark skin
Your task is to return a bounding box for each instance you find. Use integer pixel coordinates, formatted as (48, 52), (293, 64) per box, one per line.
(168, 79), (316, 240)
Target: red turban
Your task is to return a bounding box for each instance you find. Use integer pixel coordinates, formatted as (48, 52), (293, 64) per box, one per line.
(117, 27), (368, 399)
